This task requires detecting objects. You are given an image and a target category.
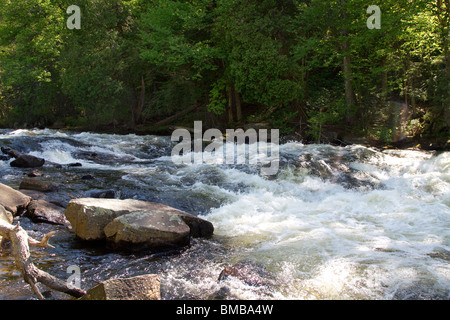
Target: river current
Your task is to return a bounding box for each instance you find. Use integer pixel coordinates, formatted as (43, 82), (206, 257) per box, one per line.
(0, 128), (448, 300)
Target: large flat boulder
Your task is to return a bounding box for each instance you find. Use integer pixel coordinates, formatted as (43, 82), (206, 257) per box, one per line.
(65, 198), (147, 240)
(0, 183), (31, 215)
(80, 274), (161, 300)
(64, 198), (214, 247)
(104, 210), (191, 250)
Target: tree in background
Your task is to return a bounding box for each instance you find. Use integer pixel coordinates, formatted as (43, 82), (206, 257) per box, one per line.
(0, 0), (447, 143)
(59, 0), (146, 128)
(0, 0), (66, 126)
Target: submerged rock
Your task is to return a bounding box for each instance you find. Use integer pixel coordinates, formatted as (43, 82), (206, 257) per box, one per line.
(27, 169), (43, 177)
(64, 198), (214, 250)
(25, 200), (69, 226)
(218, 260), (275, 287)
(0, 183), (31, 215)
(19, 178), (59, 192)
(85, 189), (117, 199)
(80, 274), (161, 300)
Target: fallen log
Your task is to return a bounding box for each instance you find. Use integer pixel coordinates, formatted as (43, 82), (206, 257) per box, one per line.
(0, 219), (86, 299)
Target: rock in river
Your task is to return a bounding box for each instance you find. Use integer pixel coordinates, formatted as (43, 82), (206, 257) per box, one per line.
(0, 183), (31, 215)
(19, 178), (59, 192)
(64, 198), (214, 251)
(10, 154), (45, 168)
(104, 210), (191, 250)
(80, 274), (161, 300)
(25, 200), (69, 226)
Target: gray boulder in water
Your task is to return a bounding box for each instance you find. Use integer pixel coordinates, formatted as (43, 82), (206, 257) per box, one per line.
(64, 198), (214, 251)
(80, 274), (161, 300)
(104, 210), (191, 250)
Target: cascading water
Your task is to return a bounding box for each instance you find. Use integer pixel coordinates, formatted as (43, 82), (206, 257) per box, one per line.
(0, 128), (448, 300)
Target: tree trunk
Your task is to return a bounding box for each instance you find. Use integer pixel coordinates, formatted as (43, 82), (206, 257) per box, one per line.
(130, 76), (146, 128)
(136, 76), (146, 125)
(340, 0), (355, 124)
(234, 86), (242, 123)
(0, 220), (86, 299)
(381, 57), (388, 103)
(227, 86), (234, 123)
(342, 52), (355, 116)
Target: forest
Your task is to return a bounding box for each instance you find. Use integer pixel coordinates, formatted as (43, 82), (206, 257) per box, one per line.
(0, 0), (449, 146)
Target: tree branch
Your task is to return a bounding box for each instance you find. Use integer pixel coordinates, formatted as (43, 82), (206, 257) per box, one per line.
(0, 220), (86, 299)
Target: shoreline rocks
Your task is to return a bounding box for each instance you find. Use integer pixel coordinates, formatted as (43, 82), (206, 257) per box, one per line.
(0, 183), (31, 215)
(0, 204), (14, 245)
(25, 199), (69, 226)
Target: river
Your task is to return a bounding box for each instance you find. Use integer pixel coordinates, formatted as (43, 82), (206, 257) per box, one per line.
(0, 128), (448, 300)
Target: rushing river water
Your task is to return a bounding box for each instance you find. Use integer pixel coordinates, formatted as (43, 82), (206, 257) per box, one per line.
(0, 128), (449, 300)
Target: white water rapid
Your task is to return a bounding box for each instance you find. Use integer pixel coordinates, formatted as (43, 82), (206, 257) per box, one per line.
(0, 129), (448, 300)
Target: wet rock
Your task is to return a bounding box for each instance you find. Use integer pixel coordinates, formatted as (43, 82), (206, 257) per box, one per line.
(1, 146), (21, 159)
(64, 198), (214, 249)
(0, 183), (31, 215)
(19, 178), (59, 192)
(81, 174), (94, 180)
(10, 154), (45, 168)
(27, 169), (43, 177)
(85, 189), (117, 199)
(67, 162), (82, 167)
(72, 150), (134, 165)
(25, 200), (69, 226)
(218, 260), (275, 287)
(21, 190), (69, 208)
(80, 274), (161, 300)
(19, 189), (50, 201)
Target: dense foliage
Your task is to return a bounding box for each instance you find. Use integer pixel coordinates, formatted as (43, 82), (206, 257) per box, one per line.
(0, 0), (448, 143)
